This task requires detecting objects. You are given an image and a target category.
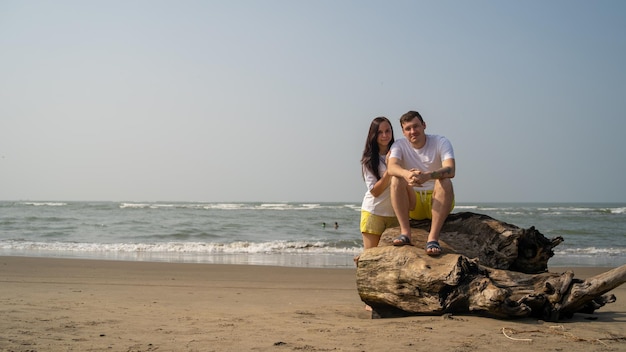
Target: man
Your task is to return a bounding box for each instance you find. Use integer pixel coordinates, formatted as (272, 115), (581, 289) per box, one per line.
(387, 110), (455, 256)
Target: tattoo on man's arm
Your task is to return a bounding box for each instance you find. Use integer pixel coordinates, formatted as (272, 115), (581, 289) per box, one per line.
(431, 167), (451, 179)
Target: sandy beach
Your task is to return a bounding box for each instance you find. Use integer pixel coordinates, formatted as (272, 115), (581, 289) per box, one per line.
(0, 256), (624, 352)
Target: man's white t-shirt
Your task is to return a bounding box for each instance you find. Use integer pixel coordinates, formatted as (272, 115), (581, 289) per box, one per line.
(389, 135), (455, 191)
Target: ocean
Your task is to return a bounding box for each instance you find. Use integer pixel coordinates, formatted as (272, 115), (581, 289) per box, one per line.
(1, 201), (625, 268)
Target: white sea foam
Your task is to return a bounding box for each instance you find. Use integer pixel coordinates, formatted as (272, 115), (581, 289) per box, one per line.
(552, 248), (626, 267)
(556, 247), (626, 256)
(453, 205), (478, 210)
(299, 203), (322, 209)
(6, 240), (621, 257)
(22, 202), (68, 207)
(119, 203), (156, 209)
(201, 203), (246, 210)
(343, 204), (361, 211)
(0, 240), (361, 255)
(116, 202), (347, 211)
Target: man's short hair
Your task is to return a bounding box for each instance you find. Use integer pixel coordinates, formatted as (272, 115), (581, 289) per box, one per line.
(400, 111), (424, 126)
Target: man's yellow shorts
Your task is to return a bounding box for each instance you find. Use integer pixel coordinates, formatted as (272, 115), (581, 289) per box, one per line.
(360, 210), (399, 236)
(409, 190), (455, 220)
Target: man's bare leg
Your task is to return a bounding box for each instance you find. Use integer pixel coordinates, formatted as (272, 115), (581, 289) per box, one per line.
(407, 183), (416, 213)
(427, 178), (454, 255)
(391, 176), (412, 245)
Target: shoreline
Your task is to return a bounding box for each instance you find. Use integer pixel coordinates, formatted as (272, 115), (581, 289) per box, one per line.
(1, 256), (624, 351)
(2, 251), (622, 269)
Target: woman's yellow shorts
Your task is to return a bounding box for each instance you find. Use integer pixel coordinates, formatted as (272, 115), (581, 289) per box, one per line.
(360, 210), (399, 236)
(409, 190), (455, 220)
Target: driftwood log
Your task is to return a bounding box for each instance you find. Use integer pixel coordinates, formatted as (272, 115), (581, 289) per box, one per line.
(356, 212), (626, 321)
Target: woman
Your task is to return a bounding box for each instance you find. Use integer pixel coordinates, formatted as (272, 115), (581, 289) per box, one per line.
(360, 117), (408, 250)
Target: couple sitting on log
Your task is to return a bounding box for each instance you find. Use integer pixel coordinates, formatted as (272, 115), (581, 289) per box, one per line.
(360, 110), (455, 256)
(359, 111), (625, 321)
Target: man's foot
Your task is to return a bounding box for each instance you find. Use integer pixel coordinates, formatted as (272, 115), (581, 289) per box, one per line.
(425, 241), (442, 256)
(392, 234), (412, 246)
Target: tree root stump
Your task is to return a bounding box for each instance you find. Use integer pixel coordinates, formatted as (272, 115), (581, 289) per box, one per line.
(356, 212), (625, 321)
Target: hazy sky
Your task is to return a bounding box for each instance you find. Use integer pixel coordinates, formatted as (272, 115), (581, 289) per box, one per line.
(1, 1), (625, 203)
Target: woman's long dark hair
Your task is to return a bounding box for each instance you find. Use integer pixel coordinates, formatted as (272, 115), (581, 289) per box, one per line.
(361, 116), (394, 180)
